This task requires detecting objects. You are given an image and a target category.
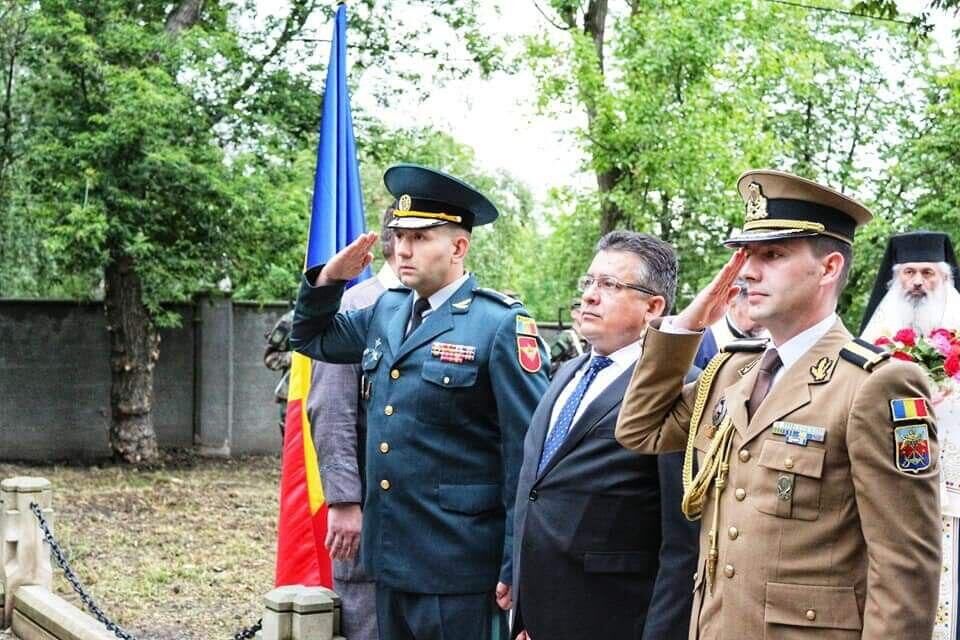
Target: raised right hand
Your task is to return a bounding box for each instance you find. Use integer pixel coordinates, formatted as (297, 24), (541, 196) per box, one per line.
(674, 248), (747, 331)
(314, 232), (379, 286)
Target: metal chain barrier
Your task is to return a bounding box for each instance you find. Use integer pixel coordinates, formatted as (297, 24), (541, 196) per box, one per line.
(28, 502), (263, 640)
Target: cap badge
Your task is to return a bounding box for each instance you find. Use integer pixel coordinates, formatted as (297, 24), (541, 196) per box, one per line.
(745, 182), (768, 221)
(398, 194), (412, 211)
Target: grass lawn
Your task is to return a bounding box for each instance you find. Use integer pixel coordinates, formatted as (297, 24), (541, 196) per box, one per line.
(0, 454), (282, 640)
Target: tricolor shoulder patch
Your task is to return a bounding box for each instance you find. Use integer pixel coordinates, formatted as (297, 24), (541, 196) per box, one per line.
(890, 397), (930, 423)
(517, 336), (542, 373)
(516, 315), (539, 336)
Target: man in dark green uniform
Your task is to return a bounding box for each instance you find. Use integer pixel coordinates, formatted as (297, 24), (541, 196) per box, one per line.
(290, 164), (550, 640)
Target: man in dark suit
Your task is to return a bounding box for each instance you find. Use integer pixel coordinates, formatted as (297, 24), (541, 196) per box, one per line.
(511, 231), (699, 640)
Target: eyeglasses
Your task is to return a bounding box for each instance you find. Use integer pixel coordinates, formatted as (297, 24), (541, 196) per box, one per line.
(577, 274), (661, 297)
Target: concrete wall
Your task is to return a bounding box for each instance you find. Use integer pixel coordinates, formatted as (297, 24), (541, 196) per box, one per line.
(0, 296), (563, 462)
(0, 297), (288, 462)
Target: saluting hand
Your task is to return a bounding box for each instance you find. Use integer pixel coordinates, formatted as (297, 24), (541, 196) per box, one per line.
(314, 232), (379, 286)
(674, 248), (747, 331)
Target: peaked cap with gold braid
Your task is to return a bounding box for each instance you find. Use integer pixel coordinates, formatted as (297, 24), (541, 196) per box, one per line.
(384, 164), (499, 232)
(725, 169), (872, 246)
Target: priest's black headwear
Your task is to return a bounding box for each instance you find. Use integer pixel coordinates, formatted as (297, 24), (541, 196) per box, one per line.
(859, 231), (960, 333)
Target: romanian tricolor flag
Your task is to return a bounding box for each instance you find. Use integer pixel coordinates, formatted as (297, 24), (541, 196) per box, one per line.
(890, 397), (930, 423)
(275, 1), (368, 588)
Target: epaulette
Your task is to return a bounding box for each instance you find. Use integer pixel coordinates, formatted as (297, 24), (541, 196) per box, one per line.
(721, 337), (769, 353)
(839, 338), (891, 372)
(474, 287), (521, 307)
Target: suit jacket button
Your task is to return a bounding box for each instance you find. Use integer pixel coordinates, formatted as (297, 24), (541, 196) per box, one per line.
(806, 609), (816, 621)
(379, 442), (390, 454)
(738, 449), (751, 462)
(384, 405), (394, 416)
(390, 369), (400, 380)
(528, 490), (538, 502)
(735, 488), (746, 501)
(724, 564), (735, 578)
(380, 479), (391, 490)
(728, 526), (739, 540)
(784, 456), (795, 469)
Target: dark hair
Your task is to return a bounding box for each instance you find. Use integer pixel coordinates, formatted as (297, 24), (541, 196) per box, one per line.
(807, 235), (853, 294)
(595, 231), (678, 311)
(381, 206), (396, 259)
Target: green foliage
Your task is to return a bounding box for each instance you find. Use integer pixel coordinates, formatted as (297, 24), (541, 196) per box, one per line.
(524, 0), (934, 328)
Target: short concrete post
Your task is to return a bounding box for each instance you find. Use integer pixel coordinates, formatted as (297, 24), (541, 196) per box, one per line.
(291, 587), (333, 639)
(313, 586), (342, 637)
(262, 585), (300, 640)
(0, 477), (53, 628)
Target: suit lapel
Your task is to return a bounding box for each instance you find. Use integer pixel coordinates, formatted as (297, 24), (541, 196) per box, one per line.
(391, 277), (474, 363)
(741, 320), (851, 445)
(530, 354), (587, 466)
(537, 361), (634, 481)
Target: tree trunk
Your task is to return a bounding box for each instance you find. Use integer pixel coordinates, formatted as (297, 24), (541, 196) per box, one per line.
(104, 253), (160, 464)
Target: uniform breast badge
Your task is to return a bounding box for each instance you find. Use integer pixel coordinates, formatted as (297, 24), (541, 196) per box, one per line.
(772, 421), (826, 446)
(431, 342), (476, 364)
(776, 474), (794, 501)
(738, 359), (759, 377)
(706, 396), (727, 439)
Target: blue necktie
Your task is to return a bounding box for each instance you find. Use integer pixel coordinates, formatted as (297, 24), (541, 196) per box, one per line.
(538, 355), (614, 474)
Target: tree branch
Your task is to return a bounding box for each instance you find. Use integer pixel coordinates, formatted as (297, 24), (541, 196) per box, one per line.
(209, 0), (320, 127)
(165, 0), (205, 35)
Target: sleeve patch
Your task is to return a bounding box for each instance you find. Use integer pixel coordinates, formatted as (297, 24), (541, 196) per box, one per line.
(890, 397), (930, 422)
(894, 424), (932, 474)
(517, 336), (542, 373)
(516, 316), (539, 336)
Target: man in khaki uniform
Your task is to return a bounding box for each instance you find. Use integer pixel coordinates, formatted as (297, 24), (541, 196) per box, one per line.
(616, 169), (940, 639)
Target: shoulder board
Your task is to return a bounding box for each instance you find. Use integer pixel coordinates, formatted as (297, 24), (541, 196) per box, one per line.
(722, 337), (769, 353)
(474, 287), (522, 307)
(839, 338), (891, 372)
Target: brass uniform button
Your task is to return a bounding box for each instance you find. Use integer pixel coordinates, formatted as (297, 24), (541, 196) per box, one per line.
(380, 479), (391, 490)
(379, 442), (390, 454)
(724, 564), (735, 578)
(738, 449), (751, 463)
(735, 488), (746, 501)
(390, 369), (400, 380)
(728, 526), (739, 540)
(784, 457), (794, 469)
(806, 609), (816, 621)
(384, 405), (394, 416)
(443, 376), (451, 385)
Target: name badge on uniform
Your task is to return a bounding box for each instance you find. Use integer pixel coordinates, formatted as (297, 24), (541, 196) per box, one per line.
(772, 421), (826, 446)
(431, 342), (476, 364)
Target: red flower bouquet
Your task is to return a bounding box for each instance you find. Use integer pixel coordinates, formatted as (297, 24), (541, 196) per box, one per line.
(875, 327), (960, 387)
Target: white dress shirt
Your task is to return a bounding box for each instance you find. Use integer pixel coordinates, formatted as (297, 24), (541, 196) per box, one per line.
(546, 340), (642, 437)
(406, 272), (470, 334)
(662, 312), (837, 390)
(768, 312), (837, 387)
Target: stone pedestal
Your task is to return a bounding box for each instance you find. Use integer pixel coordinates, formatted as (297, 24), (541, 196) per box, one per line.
(0, 477), (53, 628)
(261, 585), (343, 640)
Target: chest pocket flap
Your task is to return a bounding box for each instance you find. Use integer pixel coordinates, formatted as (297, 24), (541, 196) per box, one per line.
(758, 440), (825, 478)
(752, 439), (825, 521)
(420, 360), (478, 388)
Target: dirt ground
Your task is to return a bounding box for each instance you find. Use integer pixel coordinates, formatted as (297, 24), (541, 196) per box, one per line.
(0, 453), (282, 640)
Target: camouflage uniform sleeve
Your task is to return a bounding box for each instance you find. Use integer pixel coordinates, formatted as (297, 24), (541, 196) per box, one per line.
(489, 309), (549, 585)
(847, 360), (940, 639)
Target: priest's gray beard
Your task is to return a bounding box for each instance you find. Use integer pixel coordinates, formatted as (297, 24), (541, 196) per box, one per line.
(885, 275), (953, 336)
